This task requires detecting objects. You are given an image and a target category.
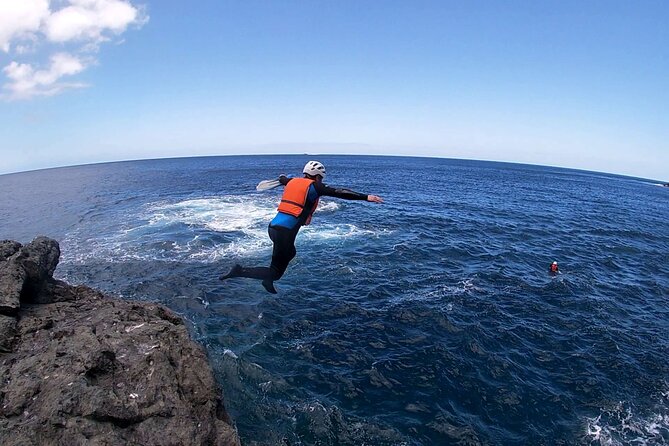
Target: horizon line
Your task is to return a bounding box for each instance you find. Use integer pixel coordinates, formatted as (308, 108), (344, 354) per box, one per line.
(1, 152), (665, 184)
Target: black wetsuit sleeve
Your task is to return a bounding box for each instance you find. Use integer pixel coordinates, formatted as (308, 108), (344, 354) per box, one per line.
(314, 182), (369, 200)
(279, 175), (291, 186)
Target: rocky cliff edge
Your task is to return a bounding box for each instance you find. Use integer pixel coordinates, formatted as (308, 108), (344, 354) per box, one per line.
(0, 237), (239, 446)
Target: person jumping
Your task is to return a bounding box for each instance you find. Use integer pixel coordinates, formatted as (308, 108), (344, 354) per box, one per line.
(219, 161), (383, 293)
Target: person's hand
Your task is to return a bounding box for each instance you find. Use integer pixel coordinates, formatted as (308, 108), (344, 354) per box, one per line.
(367, 195), (383, 203)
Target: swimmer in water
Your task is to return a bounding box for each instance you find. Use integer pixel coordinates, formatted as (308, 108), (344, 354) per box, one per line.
(549, 261), (559, 275)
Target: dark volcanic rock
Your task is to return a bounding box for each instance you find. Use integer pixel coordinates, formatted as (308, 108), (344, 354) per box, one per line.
(16, 235), (61, 304)
(0, 237), (239, 446)
(0, 314), (17, 352)
(0, 240), (21, 261)
(0, 257), (24, 314)
(0, 236), (61, 310)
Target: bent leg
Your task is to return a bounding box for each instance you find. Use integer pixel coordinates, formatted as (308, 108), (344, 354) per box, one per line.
(260, 227), (297, 294)
(220, 263), (277, 280)
(219, 226), (297, 294)
(219, 264), (277, 294)
(235, 266), (272, 280)
(268, 226), (298, 281)
(233, 226), (297, 281)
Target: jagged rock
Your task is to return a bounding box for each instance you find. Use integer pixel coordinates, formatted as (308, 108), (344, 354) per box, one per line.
(1, 236), (61, 312)
(0, 238), (239, 446)
(0, 240), (21, 261)
(0, 314), (17, 352)
(0, 257), (25, 315)
(16, 236), (61, 304)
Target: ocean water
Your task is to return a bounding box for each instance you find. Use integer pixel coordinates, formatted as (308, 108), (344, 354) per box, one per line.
(1, 155), (668, 445)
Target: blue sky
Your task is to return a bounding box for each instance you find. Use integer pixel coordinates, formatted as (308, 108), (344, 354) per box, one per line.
(1, 1), (667, 180)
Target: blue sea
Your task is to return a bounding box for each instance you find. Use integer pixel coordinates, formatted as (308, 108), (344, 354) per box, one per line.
(1, 155), (668, 445)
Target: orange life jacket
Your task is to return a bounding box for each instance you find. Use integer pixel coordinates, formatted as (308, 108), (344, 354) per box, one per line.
(277, 178), (320, 225)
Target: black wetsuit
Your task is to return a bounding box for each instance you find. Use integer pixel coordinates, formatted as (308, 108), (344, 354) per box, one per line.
(221, 176), (368, 292)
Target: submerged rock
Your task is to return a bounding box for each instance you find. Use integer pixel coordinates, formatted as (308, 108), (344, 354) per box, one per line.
(0, 237), (239, 446)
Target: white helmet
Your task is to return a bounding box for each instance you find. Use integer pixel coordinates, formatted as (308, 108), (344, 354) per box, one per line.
(303, 160), (326, 178)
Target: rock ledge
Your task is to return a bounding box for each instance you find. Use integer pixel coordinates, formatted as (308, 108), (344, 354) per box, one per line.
(0, 237), (239, 446)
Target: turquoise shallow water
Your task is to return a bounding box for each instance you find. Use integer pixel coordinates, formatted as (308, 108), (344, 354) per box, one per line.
(1, 155), (668, 445)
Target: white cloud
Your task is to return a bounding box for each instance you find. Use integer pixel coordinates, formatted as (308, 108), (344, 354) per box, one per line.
(45, 0), (143, 45)
(3, 52), (88, 99)
(0, 0), (50, 52)
(1, 0), (147, 100)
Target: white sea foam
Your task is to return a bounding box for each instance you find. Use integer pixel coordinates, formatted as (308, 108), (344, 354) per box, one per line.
(147, 196), (277, 233)
(585, 397), (669, 446)
(315, 200), (341, 213)
(223, 349), (238, 359)
(60, 195), (381, 265)
(300, 223), (378, 240)
(405, 277), (482, 302)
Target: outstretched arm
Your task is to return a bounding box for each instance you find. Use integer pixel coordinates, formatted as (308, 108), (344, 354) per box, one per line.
(315, 183), (383, 203)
